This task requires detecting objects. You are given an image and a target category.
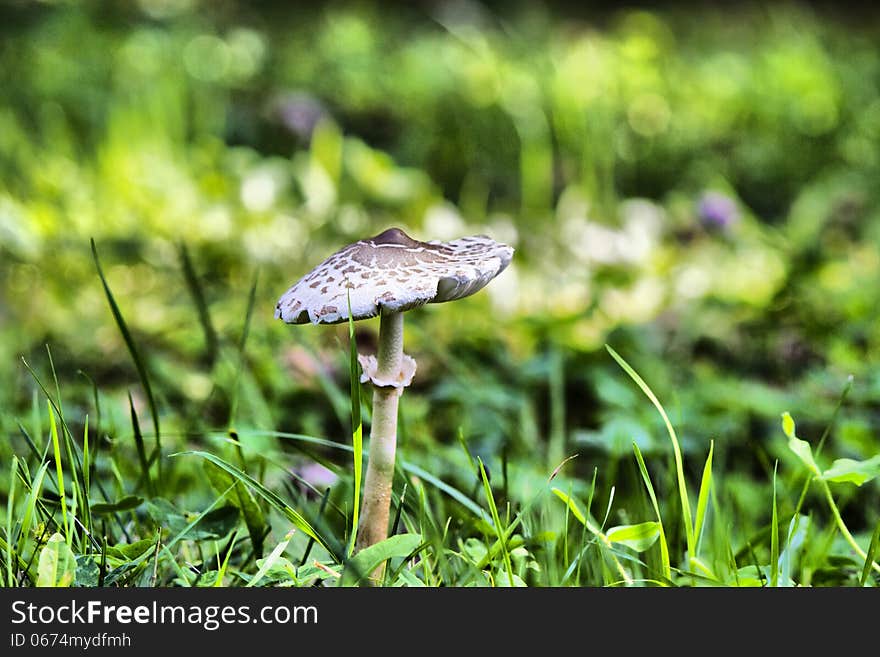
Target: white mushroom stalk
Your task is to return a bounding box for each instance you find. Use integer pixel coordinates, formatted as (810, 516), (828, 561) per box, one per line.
(275, 227), (513, 575)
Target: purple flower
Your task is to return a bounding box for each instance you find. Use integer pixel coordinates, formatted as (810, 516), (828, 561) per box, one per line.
(273, 91), (326, 141)
(697, 191), (739, 230)
(292, 462), (338, 499)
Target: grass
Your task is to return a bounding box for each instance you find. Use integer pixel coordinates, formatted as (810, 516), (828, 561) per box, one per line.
(3, 0), (880, 587)
(2, 245), (878, 588)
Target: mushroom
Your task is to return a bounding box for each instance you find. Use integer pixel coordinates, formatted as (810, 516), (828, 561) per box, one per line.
(275, 227), (514, 563)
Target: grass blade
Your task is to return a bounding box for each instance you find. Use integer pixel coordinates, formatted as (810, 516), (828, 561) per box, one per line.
(91, 238), (161, 467)
(632, 442), (671, 582)
(5, 456), (17, 587)
(48, 402), (70, 545)
(770, 461), (779, 587)
(859, 520), (880, 587)
(551, 487), (632, 585)
(16, 463), (50, 557)
(232, 429), (492, 523)
(22, 353), (88, 546)
(178, 242), (219, 365)
(694, 440), (714, 555)
(213, 530), (240, 586)
(81, 415), (92, 538)
(607, 345), (695, 559)
(229, 269), (259, 430)
(129, 392), (155, 497)
(202, 461), (267, 556)
(347, 290), (363, 557)
(45, 346), (85, 536)
(300, 488), (331, 567)
(172, 450), (334, 557)
(78, 370), (102, 442)
(248, 530), (295, 587)
(477, 457), (514, 585)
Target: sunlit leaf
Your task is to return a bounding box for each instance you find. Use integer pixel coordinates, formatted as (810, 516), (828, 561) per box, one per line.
(37, 533), (76, 587)
(606, 522), (661, 552)
(821, 455), (880, 486)
(781, 411), (796, 440)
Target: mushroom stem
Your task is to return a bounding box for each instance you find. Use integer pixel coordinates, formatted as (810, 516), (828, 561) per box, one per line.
(356, 310), (405, 570)
(374, 310), (404, 381)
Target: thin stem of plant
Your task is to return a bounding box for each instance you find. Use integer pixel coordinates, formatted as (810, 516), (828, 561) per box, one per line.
(820, 479), (880, 574)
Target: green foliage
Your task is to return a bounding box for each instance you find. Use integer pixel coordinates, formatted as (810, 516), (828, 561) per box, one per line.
(822, 456), (880, 487)
(341, 534), (423, 587)
(1, 1), (879, 588)
(37, 533), (77, 588)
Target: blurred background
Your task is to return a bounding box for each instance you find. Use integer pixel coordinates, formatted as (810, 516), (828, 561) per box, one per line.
(2, 0), (879, 563)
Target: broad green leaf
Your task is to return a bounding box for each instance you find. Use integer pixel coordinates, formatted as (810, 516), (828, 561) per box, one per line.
(75, 555), (100, 587)
(341, 534), (422, 586)
(248, 530), (295, 587)
(606, 522), (661, 552)
(461, 537), (489, 564)
(779, 515), (809, 587)
(91, 495), (144, 515)
(732, 565), (767, 587)
(396, 568), (426, 587)
(107, 538), (155, 561)
(782, 412), (820, 475)
(787, 438), (820, 475)
(37, 533), (77, 587)
(195, 571), (220, 587)
(249, 556), (299, 586)
(821, 455), (880, 486)
(495, 571), (527, 587)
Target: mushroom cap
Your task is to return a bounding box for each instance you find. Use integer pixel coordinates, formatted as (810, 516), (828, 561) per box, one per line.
(275, 227), (514, 325)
